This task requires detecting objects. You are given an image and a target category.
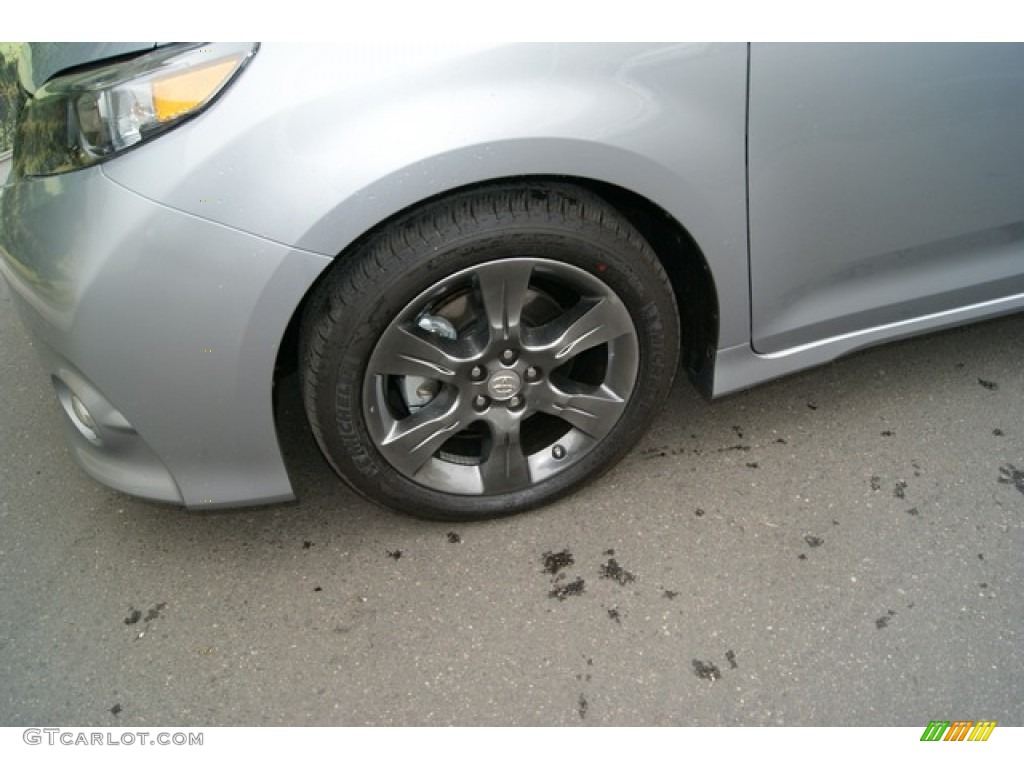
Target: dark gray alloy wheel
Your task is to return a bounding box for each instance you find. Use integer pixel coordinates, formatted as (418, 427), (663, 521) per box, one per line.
(300, 182), (680, 520)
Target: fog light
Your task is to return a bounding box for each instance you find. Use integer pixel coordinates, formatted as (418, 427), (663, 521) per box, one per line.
(61, 389), (101, 444)
(70, 394), (97, 432)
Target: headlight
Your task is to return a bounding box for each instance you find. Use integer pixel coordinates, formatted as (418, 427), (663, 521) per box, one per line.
(13, 42), (257, 177)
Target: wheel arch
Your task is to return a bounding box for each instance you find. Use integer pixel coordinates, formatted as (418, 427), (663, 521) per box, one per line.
(274, 176), (721, 399)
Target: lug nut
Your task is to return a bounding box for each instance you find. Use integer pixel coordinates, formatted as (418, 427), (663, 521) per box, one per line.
(525, 366), (539, 381)
(470, 365), (486, 381)
(473, 395), (489, 411)
(500, 349), (518, 364)
(508, 395), (524, 410)
(552, 444), (566, 460)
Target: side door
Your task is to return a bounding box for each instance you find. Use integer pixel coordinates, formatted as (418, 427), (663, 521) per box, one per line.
(748, 43), (1024, 354)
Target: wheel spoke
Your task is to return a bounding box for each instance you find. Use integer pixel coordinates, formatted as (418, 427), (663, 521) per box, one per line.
(530, 297), (633, 364)
(377, 398), (466, 477)
(535, 383), (627, 440)
(370, 325), (460, 382)
(479, 422), (531, 494)
(474, 261), (534, 345)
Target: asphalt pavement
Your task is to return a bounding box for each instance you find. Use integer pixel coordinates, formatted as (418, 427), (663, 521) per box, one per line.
(1, 274), (1021, 726)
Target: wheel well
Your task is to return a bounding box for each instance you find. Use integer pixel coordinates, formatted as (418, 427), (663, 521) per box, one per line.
(273, 176), (720, 396)
(580, 180), (719, 394)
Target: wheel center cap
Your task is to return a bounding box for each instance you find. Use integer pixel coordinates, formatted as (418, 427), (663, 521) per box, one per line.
(487, 370), (522, 400)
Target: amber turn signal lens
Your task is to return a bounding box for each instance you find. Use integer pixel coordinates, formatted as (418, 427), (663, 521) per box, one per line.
(153, 58), (243, 122)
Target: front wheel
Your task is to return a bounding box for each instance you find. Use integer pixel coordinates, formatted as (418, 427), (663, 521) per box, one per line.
(300, 183), (680, 520)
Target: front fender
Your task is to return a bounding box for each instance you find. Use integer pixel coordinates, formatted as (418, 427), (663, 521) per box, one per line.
(103, 43), (750, 348)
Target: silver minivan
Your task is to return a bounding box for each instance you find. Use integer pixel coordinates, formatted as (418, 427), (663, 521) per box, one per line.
(2, 42), (1022, 519)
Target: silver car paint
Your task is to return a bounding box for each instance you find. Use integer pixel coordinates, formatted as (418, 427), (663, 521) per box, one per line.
(1, 166), (330, 507)
(1, 42), (1022, 509)
(100, 43), (751, 348)
(749, 43), (1024, 355)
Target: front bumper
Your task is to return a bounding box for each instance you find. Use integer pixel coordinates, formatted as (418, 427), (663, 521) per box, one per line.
(0, 164), (331, 508)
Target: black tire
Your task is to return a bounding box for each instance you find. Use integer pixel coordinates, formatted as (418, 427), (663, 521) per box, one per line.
(300, 182), (680, 520)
